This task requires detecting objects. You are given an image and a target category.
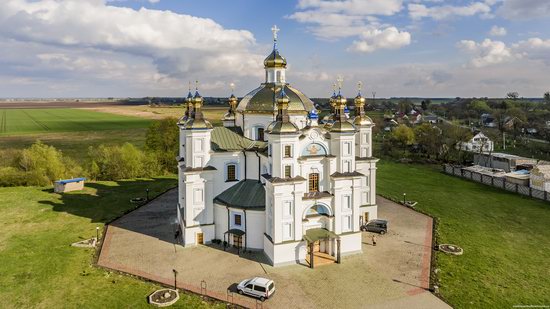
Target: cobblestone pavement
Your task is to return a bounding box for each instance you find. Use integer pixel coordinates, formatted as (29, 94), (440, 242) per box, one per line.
(98, 189), (451, 309)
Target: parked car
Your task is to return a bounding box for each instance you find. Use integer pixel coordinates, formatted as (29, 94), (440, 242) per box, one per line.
(361, 219), (388, 234)
(237, 277), (275, 301)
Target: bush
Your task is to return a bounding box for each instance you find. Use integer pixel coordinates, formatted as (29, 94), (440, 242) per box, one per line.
(0, 141), (83, 187)
(88, 143), (161, 180)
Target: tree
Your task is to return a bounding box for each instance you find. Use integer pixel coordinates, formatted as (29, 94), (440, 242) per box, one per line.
(145, 118), (179, 173)
(391, 125), (415, 155)
(414, 123), (443, 159)
(506, 92), (519, 100)
(545, 92), (550, 109)
(16, 141), (82, 186)
(88, 143), (159, 180)
(469, 100), (491, 116)
(421, 99), (431, 111)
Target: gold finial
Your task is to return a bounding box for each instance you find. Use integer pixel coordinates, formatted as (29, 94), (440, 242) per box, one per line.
(230, 82), (235, 93)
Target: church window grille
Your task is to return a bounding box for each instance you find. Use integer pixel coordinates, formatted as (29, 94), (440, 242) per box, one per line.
(284, 145), (292, 158)
(284, 165), (292, 178)
(234, 214), (242, 226)
(226, 164), (237, 181)
(309, 173), (319, 192)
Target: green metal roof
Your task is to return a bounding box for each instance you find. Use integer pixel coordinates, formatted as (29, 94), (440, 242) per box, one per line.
(211, 127), (267, 152)
(303, 228), (338, 243)
(214, 180), (266, 210)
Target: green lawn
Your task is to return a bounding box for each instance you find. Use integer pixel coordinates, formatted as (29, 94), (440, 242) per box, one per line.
(377, 161), (550, 308)
(0, 177), (222, 308)
(0, 108), (151, 135)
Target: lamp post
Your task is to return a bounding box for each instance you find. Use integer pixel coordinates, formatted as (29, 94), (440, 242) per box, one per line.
(403, 193), (407, 205)
(146, 188), (150, 201)
(96, 226), (99, 241)
(172, 269), (178, 290)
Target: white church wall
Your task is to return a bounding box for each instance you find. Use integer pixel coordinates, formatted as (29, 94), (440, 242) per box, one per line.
(246, 210), (265, 250)
(214, 204), (228, 241)
(360, 205), (378, 223)
(209, 152), (244, 197)
(272, 241), (308, 266)
(339, 232), (362, 256)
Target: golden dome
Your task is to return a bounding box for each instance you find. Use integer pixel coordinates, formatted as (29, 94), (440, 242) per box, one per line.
(264, 49), (287, 68)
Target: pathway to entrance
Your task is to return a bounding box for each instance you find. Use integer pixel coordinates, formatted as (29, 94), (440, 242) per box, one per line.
(97, 189), (451, 309)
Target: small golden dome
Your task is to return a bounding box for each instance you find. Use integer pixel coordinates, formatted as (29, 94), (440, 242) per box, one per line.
(264, 49), (287, 68)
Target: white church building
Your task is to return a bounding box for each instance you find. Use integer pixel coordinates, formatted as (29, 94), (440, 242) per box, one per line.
(176, 27), (378, 267)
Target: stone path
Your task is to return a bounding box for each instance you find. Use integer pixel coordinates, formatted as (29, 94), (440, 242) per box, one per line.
(98, 189), (452, 309)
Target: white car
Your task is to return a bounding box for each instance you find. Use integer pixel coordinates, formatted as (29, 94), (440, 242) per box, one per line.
(236, 277), (275, 301)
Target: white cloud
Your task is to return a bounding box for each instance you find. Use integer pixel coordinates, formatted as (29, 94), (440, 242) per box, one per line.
(489, 26), (507, 36)
(458, 36), (550, 68)
(498, 0), (550, 20)
(0, 0), (264, 96)
(408, 2), (492, 20)
(288, 0), (410, 53)
(458, 39), (518, 67)
(296, 0), (403, 16)
(513, 38), (550, 63)
(348, 27), (411, 53)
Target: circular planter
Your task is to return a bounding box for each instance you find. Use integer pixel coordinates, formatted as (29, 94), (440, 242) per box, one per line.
(148, 289), (179, 307)
(439, 244), (463, 256)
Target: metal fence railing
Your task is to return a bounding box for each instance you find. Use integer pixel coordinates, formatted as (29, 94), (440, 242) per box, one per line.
(443, 165), (550, 203)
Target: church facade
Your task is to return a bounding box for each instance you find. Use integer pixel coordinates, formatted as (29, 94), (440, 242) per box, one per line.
(176, 28), (378, 267)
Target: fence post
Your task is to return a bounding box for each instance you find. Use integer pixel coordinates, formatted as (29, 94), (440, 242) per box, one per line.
(515, 184), (518, 193)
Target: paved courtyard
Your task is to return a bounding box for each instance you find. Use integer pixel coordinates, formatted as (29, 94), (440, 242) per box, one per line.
(98, 189), (451, 309)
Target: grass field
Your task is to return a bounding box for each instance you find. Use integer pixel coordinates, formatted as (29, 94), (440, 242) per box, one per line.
(0, 177), (222, 308)
(0, 108), (151, 135)
(377, 161), (550, 308)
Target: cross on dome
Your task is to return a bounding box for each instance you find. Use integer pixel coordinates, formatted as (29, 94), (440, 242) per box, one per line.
(336, 75), (344, 94)
(357, 81), (363, 95)
(271, 25), (280, 42)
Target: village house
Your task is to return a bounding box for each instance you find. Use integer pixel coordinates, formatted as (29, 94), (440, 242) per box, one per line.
(461, 132), (494, 153)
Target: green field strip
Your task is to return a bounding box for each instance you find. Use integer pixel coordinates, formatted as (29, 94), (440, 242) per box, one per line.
(22, 110), (51, 131)
(39, 109), (95, 132)
(0, 110), (6, 133)
(0, 108), (152, 135)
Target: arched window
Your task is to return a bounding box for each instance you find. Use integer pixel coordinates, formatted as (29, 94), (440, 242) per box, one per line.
(305, 204), (331, 217)
(257, 127), (265, 141)
(276, 71), (281, 82)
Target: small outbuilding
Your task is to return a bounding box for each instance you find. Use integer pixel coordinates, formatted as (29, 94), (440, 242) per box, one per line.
(54, 177), (86, 193)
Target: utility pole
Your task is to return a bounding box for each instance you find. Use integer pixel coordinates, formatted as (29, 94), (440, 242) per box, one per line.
(503, 132), (506, 150)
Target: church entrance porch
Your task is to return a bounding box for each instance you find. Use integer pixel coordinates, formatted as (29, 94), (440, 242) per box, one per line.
(223, 229), (245, 255)
(303, 228), (340, 268)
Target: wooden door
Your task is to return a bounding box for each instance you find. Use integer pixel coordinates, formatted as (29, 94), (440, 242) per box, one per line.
(233, 235), (242, 248)
(196, 232), (204, 245)
(313, 241), (320, 253)
(364, 212), (369, 224)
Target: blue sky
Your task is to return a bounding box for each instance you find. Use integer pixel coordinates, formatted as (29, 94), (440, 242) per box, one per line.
(1, 0), (550, 98)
